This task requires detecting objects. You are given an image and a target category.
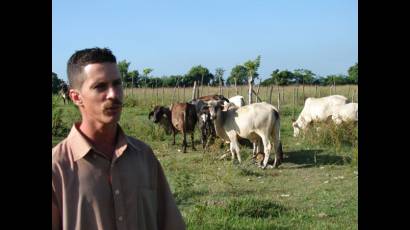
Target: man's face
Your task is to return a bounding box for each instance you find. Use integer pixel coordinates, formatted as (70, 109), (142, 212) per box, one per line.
(72, 62), (123, 126)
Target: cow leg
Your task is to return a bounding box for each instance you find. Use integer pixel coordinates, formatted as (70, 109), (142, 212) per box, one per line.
(201, 129), (206, 149)
(272, 123), (283, 168)
(182, 132), (187, 153)
(191, 132), (196, 151)
(229, 136), (241, 164)
(259, 135), (272, 169)
(172, 131), (176, 145)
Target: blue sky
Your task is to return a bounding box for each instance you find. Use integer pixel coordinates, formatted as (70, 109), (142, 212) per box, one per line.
(52, 0), (357, 82)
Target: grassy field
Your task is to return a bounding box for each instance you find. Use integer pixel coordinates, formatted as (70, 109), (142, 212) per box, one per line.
(52, 85), (358, 229)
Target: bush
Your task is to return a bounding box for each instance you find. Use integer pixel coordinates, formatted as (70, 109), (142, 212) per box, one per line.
(52, 108), (69, 136)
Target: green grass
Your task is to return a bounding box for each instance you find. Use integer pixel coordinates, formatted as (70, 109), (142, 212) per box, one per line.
(52, 87), (358, 229)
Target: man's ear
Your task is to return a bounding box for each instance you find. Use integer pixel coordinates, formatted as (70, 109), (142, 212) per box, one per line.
(69, 89), (82, 106)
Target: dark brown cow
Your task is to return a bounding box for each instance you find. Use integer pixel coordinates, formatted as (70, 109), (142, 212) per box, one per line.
(59, 82), (70, 104)
(149, 103), (198, 153)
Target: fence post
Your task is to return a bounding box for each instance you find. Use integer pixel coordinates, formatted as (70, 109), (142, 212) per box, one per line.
(296, 86), (299, 106)
(352, 89), (355, 103)
(192, 81), (197, 100)
(282, 86), (284, 102)
(269, 85), (273, 104)
(162, 87), (164, 105)
(293, 87), (296, 120)
(234, 78), (238, 95)
(183, 85), (185, 102)
(315, 85), (318, 97)
(277, 85), (280, 109)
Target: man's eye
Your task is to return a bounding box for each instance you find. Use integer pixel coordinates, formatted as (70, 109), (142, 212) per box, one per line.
(95, 84), (107, 90)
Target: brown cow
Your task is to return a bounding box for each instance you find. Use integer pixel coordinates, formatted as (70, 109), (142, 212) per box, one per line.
(149, 103), (198, 153)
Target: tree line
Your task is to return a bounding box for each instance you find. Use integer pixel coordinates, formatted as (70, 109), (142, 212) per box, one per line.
(52, 57), (357, 93)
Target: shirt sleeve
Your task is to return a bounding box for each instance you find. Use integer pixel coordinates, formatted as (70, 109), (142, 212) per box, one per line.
(156, 161), (186, 230)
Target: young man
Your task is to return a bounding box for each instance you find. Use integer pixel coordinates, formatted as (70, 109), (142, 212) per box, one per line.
(52, 47), (185, 230)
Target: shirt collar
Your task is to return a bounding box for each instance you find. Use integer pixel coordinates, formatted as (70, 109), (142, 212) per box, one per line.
(67, 123), (133, 161)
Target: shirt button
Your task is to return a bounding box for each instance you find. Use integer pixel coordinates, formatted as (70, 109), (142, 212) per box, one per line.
(115, 189), (120, 195)
(118, 216), (123, 221)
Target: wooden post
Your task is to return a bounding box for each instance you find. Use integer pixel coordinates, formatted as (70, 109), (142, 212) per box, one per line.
(352, 89), (355, 103)
(143, 87), (146, 106)
(162, 87), (164, 105)
(172, 82), (178, 103)
(152, 85), (155, 106)
(277, 85), (280, 109)
(318, 86), (321, 97)
(347, 86), (351, 99)
(282, 86), (284, 102)
(234, 78), (238, 95)
(192, 81), (197, 100)
(315, 85), (318, 97)
(296, 86), (299, 106)
(156, 82), (158, 105)
(292, 87), (296, 120)
(177, 83), (180, 102)
(248, 78), (252, 105)
(269, 85), (273, 104)
(255, 80), (261, 103)
(200, 74), (204, 97)
(183, 85), (186, 102)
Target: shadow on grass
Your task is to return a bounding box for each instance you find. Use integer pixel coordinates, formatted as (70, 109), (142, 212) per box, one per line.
(284, 149), (351, 168)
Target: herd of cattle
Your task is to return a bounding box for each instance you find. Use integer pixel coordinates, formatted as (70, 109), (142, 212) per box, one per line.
(148, 94), (358, 169)
(56, 82), (357, 169)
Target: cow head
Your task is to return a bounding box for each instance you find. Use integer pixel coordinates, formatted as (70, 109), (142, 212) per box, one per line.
(149, 106), (170, 123)
(208, 100), (224, 121)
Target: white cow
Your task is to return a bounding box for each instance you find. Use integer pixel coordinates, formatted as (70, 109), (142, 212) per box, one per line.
(224, 95), (245, 109)
(208, 101), (283, 169)
(292, 95), (348, 137)
(331, 102), (358, 124)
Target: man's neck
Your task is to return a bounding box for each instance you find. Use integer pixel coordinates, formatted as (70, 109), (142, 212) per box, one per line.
(77, 121), (119, 159)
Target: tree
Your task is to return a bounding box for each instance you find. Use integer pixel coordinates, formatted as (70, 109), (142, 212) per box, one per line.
(347, 62), (358, 84)
(243, 55), (261, 104)
(213, 67), (225, 86)
(227, 65), (248, 85)
(127, 70), (139, 87)
(141, 68), (154, 87)
(52, 72), (64, 94)
(272, 70), (294, 85)
(293, 69), (316, 85)
(118, 60), (131, 87)
(243, 55), (261, 84)
(184, 65), (214, 86)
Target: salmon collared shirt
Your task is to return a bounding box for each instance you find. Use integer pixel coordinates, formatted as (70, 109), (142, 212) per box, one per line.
(52, 123), (185, 230)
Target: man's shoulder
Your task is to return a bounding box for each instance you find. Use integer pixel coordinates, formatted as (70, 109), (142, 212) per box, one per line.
(52, 138), (71, 164)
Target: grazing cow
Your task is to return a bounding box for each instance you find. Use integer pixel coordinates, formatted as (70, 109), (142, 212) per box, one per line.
(208, 101), (283, 169)
(148, 106), (174, 135)
(149, 103), (198, 153)
(197, 105), (216, 149)
(189, 95), (229, 149)
(59, 82), (70, 104)
(331, 102), (358, 124)
(292, 95), (348, 137)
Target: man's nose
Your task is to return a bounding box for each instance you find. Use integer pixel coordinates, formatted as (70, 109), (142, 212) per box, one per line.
(107, 86), (122, 99)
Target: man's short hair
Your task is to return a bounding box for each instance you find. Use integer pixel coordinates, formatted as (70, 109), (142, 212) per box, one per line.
(67, 47), (117, 89)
